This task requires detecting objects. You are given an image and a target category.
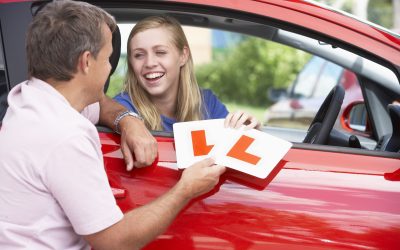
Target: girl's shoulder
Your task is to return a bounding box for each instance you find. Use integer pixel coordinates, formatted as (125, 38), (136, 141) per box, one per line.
(200, 88), (217, 100)
(113, 92), (138, 113)
(113, 91), (130, 100)
(200, 88), (228, 118)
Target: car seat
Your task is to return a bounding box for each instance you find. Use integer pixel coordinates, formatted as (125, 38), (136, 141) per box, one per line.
(104, 25), (121, 92)
(378, 104), (400, 152)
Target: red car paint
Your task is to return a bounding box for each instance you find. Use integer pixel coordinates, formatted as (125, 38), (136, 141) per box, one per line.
(100, 133), (400, 249)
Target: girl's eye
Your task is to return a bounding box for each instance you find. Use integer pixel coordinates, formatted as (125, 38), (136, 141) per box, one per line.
(156, 51), (167, 55)
(134, 53), (144, 59)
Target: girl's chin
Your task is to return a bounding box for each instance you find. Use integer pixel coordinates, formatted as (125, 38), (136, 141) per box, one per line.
(145, 87), (165, 97)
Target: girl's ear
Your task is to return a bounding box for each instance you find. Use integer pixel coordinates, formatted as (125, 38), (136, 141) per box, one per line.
(180, 46), (189, 67)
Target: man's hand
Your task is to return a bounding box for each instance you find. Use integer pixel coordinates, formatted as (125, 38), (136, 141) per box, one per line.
(177, 158), (226, 200)
(98, 95), (158, 170)
(119, 116), (158, 170)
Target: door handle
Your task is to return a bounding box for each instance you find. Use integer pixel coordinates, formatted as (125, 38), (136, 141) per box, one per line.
(111, 187), (127, 198)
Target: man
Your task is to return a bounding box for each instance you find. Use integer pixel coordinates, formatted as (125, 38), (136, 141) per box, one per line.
(0, 1), (226, 249)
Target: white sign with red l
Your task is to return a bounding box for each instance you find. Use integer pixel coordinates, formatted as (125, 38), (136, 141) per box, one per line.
(173, 119), (292, 179)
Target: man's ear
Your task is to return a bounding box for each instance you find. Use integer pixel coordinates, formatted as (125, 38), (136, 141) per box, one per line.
(180, 46), (189, 67)
(78, 51), (91, 74)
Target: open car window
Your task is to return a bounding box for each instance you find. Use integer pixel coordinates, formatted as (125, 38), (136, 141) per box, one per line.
(105, 7), (400, 154)
(292, 56), (324, 99)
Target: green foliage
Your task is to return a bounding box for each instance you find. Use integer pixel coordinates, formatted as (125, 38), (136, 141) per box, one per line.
(224, 102), (266, 122)
(106, 56), (127, 98)
(314, 0), (394, 29)
(368, 0), (393, 29)
(196, 38), (310, 107)
(106, 73), (124, 98)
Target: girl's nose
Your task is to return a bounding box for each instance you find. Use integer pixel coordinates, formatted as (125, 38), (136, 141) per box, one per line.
(145, 53), (157, 68)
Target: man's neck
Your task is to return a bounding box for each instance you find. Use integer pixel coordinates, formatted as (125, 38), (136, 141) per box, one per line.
(45, 78), (89, 112)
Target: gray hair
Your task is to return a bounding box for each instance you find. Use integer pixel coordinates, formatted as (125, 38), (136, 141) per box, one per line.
(26, 0), (116, 81)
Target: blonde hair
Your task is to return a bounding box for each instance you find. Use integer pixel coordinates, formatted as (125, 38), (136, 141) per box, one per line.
(124, 15), (203, 130)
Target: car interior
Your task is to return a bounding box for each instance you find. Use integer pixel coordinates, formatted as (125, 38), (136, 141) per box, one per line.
(94, 3), (400, 156)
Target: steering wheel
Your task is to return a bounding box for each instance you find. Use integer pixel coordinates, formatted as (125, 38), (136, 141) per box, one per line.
(303, 85), (345, 145)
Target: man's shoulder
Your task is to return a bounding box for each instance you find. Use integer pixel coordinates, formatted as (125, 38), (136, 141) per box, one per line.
(3, 78), (99, 150)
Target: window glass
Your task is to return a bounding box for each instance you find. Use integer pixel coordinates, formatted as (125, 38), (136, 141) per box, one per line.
(292, 56), (324, 99)
(313, 61), (343, 98)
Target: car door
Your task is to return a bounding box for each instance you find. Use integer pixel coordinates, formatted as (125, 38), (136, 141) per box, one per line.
(95, 1), (400, 249)
(100, 132), (400, 249)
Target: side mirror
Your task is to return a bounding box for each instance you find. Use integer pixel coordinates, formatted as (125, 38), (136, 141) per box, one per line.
(340, 101), (370, 134)
(268, 88), (287, 103)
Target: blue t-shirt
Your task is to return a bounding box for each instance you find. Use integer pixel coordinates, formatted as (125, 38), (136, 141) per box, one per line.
(114, 89), (228, 132)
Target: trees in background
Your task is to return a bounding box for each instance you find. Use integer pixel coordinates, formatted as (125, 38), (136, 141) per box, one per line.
(317, 0), (398, 30)
(395, 0), (400, 30)
(196, 39), (310, 107)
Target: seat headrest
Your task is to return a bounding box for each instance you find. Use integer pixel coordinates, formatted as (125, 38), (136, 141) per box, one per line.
(380, 104), (400, 152)
(104, 25), (121, 92)
(109, 25), (121, 77)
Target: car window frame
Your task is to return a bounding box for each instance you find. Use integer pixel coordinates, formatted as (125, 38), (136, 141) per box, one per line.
(0, 22), (9, 123)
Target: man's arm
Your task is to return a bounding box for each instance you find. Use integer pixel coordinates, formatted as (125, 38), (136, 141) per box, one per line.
(98, 94), (157, 169)
(84, 158), (226, 250)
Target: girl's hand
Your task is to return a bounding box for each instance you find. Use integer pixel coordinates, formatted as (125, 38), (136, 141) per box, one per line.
(224, 111), (261, 130)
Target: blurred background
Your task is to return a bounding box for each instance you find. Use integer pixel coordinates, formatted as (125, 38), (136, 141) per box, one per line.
(316, 0), (399, 31)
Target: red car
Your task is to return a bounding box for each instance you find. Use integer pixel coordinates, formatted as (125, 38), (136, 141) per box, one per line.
(1, 0), (399, 249)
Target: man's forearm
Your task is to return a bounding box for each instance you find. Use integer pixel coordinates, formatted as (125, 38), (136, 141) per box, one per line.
(98, 94), (126, 130)
(85, 182), (190, 250)
(120, 182), (190, 249)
